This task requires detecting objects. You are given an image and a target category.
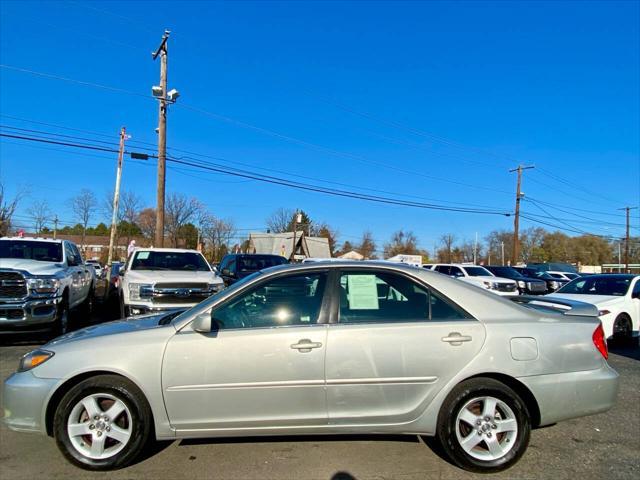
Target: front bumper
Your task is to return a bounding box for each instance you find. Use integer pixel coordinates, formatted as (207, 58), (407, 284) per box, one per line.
(491, 290), (519, 297)
(126, 302), (198, 316)
(519, 363), (619, 426)
(2, 370), (59, 434)
(0, 296), (61, 333)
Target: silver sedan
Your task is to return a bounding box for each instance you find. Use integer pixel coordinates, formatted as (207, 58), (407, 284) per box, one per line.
(2, 262), (619, 472)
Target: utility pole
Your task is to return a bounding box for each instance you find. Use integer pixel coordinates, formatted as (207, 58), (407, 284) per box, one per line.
(53, 215), (59, 239)
(473, 232), (478, 264)
(108, 127), (127, 265)
(291, 210), (300, 262)
(509, 165), (535, 266)
(618, 206), (638, 273)
(501, 241), (505, 266)
(153, 31), (170, 248)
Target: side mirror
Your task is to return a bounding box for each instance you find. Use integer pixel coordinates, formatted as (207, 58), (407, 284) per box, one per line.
(632, 291), (640, 300)
(118, 267), (125, 276)
(221, 268), (233, 277)
(192, 312), (212, 333)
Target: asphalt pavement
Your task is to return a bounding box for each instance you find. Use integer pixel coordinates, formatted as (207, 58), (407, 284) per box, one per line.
(0, 295), (638, 480)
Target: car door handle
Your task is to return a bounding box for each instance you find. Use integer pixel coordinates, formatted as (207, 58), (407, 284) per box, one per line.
(291, 339), (323, 352)
(442, 332), (472, 346)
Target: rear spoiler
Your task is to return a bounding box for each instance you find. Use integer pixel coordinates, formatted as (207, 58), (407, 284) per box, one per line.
(510, 295), (599, 317)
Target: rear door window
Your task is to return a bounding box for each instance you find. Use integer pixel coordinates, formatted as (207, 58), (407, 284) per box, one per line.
(338, 271), (471, 324)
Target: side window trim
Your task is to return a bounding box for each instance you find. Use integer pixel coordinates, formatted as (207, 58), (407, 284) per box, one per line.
(335, 268), (476, 325)
(208, 269), (333, 331)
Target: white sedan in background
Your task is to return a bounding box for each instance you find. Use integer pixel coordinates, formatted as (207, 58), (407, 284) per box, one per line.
(547, 274), (640, 344)
(428, 264), (519, 296)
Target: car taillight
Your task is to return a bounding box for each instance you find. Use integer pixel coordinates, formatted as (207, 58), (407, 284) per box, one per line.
(592, 323), (608, 360)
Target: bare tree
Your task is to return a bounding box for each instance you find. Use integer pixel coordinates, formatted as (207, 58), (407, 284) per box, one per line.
(137, 208), (156, 242)
(204, 217), (237, 262)
(383, 230), (420, 258)
(266, 208), (295, 233)
(165, 193), (203, 247)
(0, 183), (23, 236)
(27, 200), (51, 234)
(439, 233), (457, 263)
(70, 189), (97, 251)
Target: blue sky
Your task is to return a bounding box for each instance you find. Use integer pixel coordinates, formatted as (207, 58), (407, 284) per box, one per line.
(1, 0), (638, 253)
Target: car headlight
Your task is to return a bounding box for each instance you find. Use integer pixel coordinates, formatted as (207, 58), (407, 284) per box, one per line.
(27, 278), (60, 294)
(18, 349), (54, 372)
(482, 281), (492, 289)
(208, 283), (223, 293)
(517, 280), (526, 288)
(598, 309), (611, 316)
(129, 283), (153, 301)
(549, 281), (559, 289)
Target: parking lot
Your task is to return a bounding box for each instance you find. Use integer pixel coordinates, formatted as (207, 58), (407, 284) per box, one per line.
(1, 291), (638, 480)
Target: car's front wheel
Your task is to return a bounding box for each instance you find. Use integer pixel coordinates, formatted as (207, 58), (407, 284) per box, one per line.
(612, 314), (633, 346)
(53, 375), (152, 470)
(437, 377), (531, 473)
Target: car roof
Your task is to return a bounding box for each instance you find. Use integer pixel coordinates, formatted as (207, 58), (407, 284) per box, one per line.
(133, 248), (202, 254)
(0, 236), (62, 244)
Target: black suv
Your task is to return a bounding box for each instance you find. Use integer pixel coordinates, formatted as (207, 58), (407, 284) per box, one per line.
(512, 266), (569, 293)
(484, 266), (547, 295)
(218, 254), (288, 286)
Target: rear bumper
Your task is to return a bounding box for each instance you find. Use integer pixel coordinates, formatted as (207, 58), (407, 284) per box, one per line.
(0, 296), (61, 333)
(2, 371), (59, 434)
(519, 363), (619, 426)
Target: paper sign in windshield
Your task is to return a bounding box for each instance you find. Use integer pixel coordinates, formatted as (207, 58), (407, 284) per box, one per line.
(136, 251), (150, 260)
(347, 275), (379, 310)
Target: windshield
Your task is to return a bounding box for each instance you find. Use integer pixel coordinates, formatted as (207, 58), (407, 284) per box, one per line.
(130, 251), (211, 271)
(464, 266), (492, 277)
(0, 240), (63, 262)
(237, 256), (287, 273)
(557, 276), (632, 296)
(488, 266), (522, 278)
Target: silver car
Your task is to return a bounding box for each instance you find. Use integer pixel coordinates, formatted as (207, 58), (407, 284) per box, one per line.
(2, 262), (619, 472)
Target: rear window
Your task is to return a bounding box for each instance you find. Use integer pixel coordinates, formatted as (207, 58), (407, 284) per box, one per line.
(0, 240), (63, 262)
(237, 256), (287, 272)
(130, 251), (210, 271)
(557, 277), (632, 296)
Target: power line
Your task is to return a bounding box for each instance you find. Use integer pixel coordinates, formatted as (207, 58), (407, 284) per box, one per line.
(1, 125), (510, 212)
(535, 167), (624, 206)
(524, 196), (628, 218)
(1, 65), (512, 195)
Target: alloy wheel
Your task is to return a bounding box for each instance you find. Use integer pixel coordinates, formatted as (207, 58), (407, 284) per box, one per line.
(67, 393), (133, 460)
(455, 396), (518, 461)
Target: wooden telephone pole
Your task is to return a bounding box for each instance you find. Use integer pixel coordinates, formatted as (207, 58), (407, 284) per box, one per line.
(153, 31), (170, 248)
(107, 127), (127, 265)
(510, 165), (535, 265)
(619, 206), (638, 273)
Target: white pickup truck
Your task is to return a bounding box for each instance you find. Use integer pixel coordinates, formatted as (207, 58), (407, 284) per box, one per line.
(427, 263), (519, 296)
(119, 247), (224, 317)
(0, 237), (94, 335)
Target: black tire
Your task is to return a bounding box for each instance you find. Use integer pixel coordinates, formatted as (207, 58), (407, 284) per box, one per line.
(612, 314), (633, 347)
(436, 377), (531, 473)
(53, 375), (152, 471)
(52, 296), (70, 338)
(119, 296), (130, 319)
(80, 284), (95, 320)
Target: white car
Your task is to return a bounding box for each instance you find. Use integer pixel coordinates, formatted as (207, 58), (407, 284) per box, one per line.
(428, 264), (519, 296)
(119, 248), (224, 317)
(546, 274), (640, 344)
(547, 271), (581, 281)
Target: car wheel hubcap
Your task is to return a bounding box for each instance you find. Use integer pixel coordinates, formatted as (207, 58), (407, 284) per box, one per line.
(455, 396), (518, 461)
(67, 393), (132, 460)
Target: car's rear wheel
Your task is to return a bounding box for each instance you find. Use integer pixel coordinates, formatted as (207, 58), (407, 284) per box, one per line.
(53, 375), (152, 470)
(612, 314), (633, 346)
(437, 377), (531, 473)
